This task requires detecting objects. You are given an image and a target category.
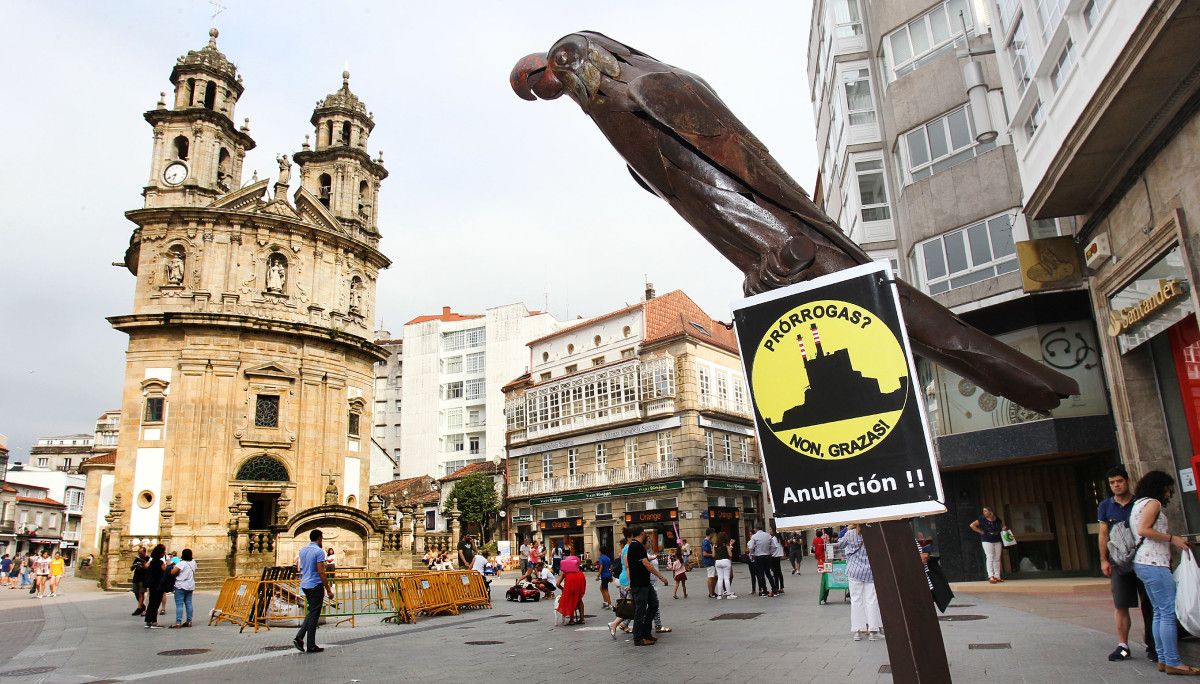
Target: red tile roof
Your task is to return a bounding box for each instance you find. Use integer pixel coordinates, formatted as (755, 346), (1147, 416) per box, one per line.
(406, 306), (484, 326)
(2, 485), (15, 494)
(527, 290), (738, 354)
(82, 453), (117, 467)
(16, 496), (65, 507)
(441, 461), (498, 482)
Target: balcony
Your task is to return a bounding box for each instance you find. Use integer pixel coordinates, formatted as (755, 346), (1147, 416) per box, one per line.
(704, 459), (761, 479)
(61, 529), (81, 542)
(698, 395), (752, 419)
(510, 462), (679, 498)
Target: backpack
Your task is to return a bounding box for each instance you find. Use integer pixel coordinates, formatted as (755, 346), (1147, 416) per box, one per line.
(1107, 501), (1147, 574)
(158, 563), (177, 593)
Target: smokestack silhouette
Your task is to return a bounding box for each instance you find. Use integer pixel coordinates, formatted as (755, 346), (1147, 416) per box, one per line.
(796, 334), (807, 362)
(811, 323), (824, 357)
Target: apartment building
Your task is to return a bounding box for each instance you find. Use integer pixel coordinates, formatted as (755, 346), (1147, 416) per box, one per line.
(373, 333), (403, 479)
(503, 289), (763, 560)
(808, 0), (1116, 580)
(397, 304), (561, 479)
(28, 433), (93, 473)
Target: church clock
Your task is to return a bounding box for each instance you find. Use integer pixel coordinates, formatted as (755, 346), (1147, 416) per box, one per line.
(163, 161), (188, 186)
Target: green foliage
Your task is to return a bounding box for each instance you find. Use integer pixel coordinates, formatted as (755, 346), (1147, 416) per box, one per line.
(481, 541), (498, 557)
(446, 472), (498, 526)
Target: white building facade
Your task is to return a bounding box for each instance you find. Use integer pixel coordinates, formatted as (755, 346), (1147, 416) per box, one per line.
(372, 334), (403, 480)
(397, 303), (560, 478)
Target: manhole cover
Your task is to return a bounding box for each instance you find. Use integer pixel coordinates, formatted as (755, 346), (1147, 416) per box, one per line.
(464, 640), (504, 645)
(263, 645), (296, 652)
(582, 614), (597, 618)
(939, 614), (987, 622)
(157, 648), (211, 656)
(878, 665), (892, 674)
(949, 603), (976, 608)
(710, 612), (763, 621)
(1, 668), (56, 677)
(969, 643), (1011, 650)
(505, 619), (538, 624)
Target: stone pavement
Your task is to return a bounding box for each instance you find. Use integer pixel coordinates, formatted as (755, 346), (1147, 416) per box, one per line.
(0, 571), (1175, 683)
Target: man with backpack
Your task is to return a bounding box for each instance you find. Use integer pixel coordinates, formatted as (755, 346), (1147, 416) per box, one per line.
(1098, 465), (1156, 662)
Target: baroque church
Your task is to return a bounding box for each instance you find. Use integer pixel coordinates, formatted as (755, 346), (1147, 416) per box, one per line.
(86, 29), (409, 586)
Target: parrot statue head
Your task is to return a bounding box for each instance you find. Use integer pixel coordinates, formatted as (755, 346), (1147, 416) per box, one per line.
(510, 32), (623, 112)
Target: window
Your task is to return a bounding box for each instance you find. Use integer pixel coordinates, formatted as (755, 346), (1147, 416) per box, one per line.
(542, 452), (553, 479)
(698, 368), (712, 401)
(348, 412), (360, 437)
(1084, 0), (1109, 29)
(733, 379), (747, 413)
(915, 211), (1018, 294)
(446, 408), (463, 430)
(740, 439), (750, 463)
(465, 378), (485, 401)
(394, 400), (402, 411)
(743, 495), (758, 512)
(443, 331), (465, 351)
(625, 437), (637, 469)
(704, 430), (715, 461)
(172, 135), (189, 160)
(540, 372), (552, 381)
(467, 408), (482, 427)
(375, 400), (387, 415)
(596, 502), (612, 516)
(842, 67), (875, 126)
(468, 435), (481, 455)
(900, 104), (995, 184)
(254, 394), (280, 428)
(656, 431), (673, 463)
(592, 356), (606, 366)
(1006, 17), (1033, 96)
(36, 458), (49, 468)
(1050, 40), (1076, 93)
(236, 455), (289, 481)
(465, 328), (485, 348)
(642, 357), (676, 399)
(884, 0), (972, 80)
(394, 425), (402, 437)
(593, 335), (602, 347)
(568, 448), (577, 475)
(995, 0), (1020, 33)
(1028, 217), (1062, 240)
(855, 159), (890, 222)
(35, 511), (44, 528)
(448, 434), (464, 452)
(444, 381), (463, 400)
(507, 396), (526, 430)
(1035, 0), (1067, 42)
(1023, 100), (1044, 140)
(722, 434), (733, 462)
(465, 352), (485, 373)
(445, 356), (463, 374)
(833, 0), (863, 38)
(144, 397), (164, 423)
(519, 456), (528, 482)
(621, 348), (635, 358)
(717, 374), (729, 405)
(565, 364), (578, 374)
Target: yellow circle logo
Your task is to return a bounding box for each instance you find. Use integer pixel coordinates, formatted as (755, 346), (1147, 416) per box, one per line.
(751, 300), (908, 460)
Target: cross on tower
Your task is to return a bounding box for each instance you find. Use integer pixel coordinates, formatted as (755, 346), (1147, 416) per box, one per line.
(208, 0), (226, 26)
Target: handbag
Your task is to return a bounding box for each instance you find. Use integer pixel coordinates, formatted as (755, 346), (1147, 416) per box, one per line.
(614, 597), (635, 619)
(1000, 529), (1017, 547)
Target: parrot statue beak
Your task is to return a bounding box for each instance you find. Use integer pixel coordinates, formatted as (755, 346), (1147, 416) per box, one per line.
(511, 53), (564, 101)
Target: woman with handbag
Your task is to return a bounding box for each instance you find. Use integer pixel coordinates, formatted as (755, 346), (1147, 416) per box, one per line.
(969, 507), (1008, 583)
(556, 553), (586, 625)
(1131, 470), (1200, 675)
(609, 530), (633, 638)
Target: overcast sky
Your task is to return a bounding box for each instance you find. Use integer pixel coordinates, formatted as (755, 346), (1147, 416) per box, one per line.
(0, 1), (816, 461)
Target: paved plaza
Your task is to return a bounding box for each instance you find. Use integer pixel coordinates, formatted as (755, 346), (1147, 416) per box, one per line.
(0, 571), (1181, 683)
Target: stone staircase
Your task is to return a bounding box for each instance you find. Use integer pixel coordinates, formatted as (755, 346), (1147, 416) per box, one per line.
(106, 557), (231, 592)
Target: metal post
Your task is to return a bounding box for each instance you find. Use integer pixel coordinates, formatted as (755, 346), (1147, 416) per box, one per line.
(859, 519), (952, 684)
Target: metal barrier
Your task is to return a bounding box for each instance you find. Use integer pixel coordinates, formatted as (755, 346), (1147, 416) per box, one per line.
(209, 577), (262, 629)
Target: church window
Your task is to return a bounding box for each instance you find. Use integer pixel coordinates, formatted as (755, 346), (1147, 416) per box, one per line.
(254, 394), (280, 428)
(358, 180), (369, 218)
(173, 135), (189, 160)
(341, 121), (352, 145)
(203, 80), (216, 110)
(235, 455), (289, 482)
(144, 397), (164, 424)
(217, 148), (231, 187)
(318, 174), (332, 208)
(185, 78), (195, 106)
(348, 411), (361, 438)
(324, 121), (334, 147)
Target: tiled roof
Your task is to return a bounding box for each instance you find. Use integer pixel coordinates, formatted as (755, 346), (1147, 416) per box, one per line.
(82, 453), (117, 467)
(375, 475), (432, 496)
(441, 461), (497, 482)
(406, 306), (484, 326)
(16, 496), (65, 507)
(1, 485), (15, 494)
(527, 290), (737, 354)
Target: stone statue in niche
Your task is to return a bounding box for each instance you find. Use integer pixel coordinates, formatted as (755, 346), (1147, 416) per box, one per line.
(165, 249), (185, 286)
(266, 253), (287, 294)
(349, 277), (363, 314)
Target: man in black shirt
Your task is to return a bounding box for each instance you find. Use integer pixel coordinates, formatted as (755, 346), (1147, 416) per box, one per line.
(626, 525), (669, 645)
(458, 535), (476, 570)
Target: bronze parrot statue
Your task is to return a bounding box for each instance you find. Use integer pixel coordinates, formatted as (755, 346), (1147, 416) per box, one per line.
(511, 31), (1078, 411)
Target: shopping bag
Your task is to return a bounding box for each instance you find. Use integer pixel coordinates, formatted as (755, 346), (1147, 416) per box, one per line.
(1175, 549), (1200, 635)
(1000, 530), (1017, 548)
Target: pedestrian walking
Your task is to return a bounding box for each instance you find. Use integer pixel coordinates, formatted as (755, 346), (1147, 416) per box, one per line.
(19, 556), (31, 588)
(33, 550), (51, 599)
(168, 549), (197, 628)
(627, 525), (670, 646)
(747, 524), (778, 597)
(714, 532), (736, 599)
(1097, 465), (1156, 663)
(701, 529), (717, 598)
(969, 506), (1008, 583)
(608, 530), (632, 639)
(294, 529), (335, 653)
(812, 530), (826, 568)
(529, 540), (541, 569)
(0, 554), (10, 589)
(556, 553), (586, 625)
(519, 538), (531, 574)
(551, 542), (563, 574)
(597, 545), (613, 609)
(680, 538), (691, 569)
(131, 546), (148, 616)
(835, 524), (882, 641)
(1131, 470), (1200, 674)
(789, 534), (804, 575)
(49, 552), (64, 597)
(670, 548), (687, 599)
(770, 532), (786, 594)
(143, 544), (166, 628)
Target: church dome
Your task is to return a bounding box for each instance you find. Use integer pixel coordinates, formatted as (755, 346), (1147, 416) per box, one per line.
(173, 28), (239, 84)
(312, 71), (373, 125)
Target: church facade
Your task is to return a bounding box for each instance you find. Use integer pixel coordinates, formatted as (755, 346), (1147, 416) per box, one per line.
(88, 29), (409, 586)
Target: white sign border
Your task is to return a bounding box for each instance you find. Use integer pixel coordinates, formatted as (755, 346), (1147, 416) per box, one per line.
(730, 262), (947, 528)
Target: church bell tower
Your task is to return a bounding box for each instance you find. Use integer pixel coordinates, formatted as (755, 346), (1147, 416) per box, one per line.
(142, 28), (255, 208)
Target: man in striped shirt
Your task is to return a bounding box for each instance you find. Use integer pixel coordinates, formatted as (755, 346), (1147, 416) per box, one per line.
(835, 524), (883, 641)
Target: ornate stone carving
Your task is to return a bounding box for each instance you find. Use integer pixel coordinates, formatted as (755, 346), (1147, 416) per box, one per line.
(266, 253), (286, 293)
(165, 247), (185, 285)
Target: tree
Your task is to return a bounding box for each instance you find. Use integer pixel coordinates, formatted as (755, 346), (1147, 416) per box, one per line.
(446, 472), (499, 540)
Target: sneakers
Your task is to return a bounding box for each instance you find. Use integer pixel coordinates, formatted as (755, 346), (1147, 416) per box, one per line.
(853, 631), (864, 641)
(1108, 645), (1131, 662)
(726, 594), (738, 600)
(868, 631), (882, 641)
(715, 594), (723, 600)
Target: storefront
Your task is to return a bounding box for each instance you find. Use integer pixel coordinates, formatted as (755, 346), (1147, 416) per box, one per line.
(706, 506), (742, 553)
(537, 516), (585, 559)
(624, 508), (679, 555)
(1092, 226), (1200, 534)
